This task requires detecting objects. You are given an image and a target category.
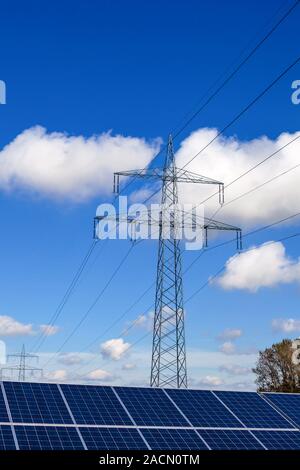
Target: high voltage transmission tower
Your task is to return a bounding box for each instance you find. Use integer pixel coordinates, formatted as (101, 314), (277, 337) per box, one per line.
(95, 135), (242, 388)
(0, 344), (43, 382)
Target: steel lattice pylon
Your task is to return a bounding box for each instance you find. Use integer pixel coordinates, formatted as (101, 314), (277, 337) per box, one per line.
(0, 344), (43, 382)
(150, 136), (187, 388)
(94, 135), (242, 388)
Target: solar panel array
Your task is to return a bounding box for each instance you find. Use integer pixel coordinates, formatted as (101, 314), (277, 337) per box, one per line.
(0, 381), (299, 450)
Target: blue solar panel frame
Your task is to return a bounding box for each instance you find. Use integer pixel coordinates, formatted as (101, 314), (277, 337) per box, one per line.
(141, 428), (208, 450)
(0, 385), (10, 422)
(0, 425), (16, 450)
(252, 430), (300, 450)
(114, 386), (190, 427)
(4, 381), (73, 424)
(14, 425), (85, 450)
(2, 381), (300, 451)
(215, 391), (295, 429)
(80, 427), (149, 450)
(61, 384), (133, 425)
(198, 429), (265, 450)
(166, 389), (241, 428)
(262, 393), (300, 427)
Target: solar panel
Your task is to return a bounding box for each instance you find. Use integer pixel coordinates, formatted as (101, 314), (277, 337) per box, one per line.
(114, 386), (189, 427)
(1, 381), (300, 451)
(198, 429), (264, 450)
(61, 384), (132, 425)
(4, 382), (73, 424)
(252, 430), (300, 450)
(262, 393), (300, 427)
(14, 425), (84, 450)
(141, 428), (208, 450)
(80, 427), (148, 450)
(215, 391), (294, 429)
(0, 387), (9, 422)
(0, 425), (16, 450)
(166, 389), (241, 427)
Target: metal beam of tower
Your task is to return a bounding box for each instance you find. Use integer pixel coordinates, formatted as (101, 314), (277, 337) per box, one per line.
(94, 135), (242, 389)
(0, 345), (43, 382)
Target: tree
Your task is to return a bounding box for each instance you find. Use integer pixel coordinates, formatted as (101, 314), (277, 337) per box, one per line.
(252, 339), (300, 393)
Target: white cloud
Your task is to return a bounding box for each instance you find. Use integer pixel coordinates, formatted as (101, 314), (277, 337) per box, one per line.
(122, 363), (136, 370)
(219, 364), (251, 376)
(85, 369), (113, 381)
(272, 318), (300, 333)
(197, 375), (224, 387)
(2, 126), (300, 220)
(100, 338), (130, 361)
(176, 128), (300, 227)
(217, 328), (242, 341)
(46, 369), (68, 381)
(0, 315), (34, 336)
(216, 242), (300, 292)
(58, 352), (93, 366)
(219, 341), (236, 354)
(129, 188), (156, 204)
(0, 126), (160, 202)
(39, 324), (60, 336)
(124, 312), (154, 334)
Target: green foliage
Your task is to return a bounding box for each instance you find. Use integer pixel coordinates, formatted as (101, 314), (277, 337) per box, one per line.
(252, 339), (300, 393)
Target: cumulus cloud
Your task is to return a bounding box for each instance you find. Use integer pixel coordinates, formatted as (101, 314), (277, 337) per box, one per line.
(219, 341), (236, 355)
(2, 126), (300, 221)
(219, 364), (251, 376)
(272, 318), (300, 333)
(85, 369), (113, 381)
(0, 315), (34, 336)
(39, 324), (60, 336)
(100, 338), (130, 361)
(124, 312), (154, 335)
(122, 363), (136, 370)
(216, 242), (300, 292)
(197, 375), (224, 387)
(46, 369), (68, 381)
(58, 352), (93, 366)
(176, 128), (300, 227)
(217, 328), (242, 341)
(0, 126), (160, 202)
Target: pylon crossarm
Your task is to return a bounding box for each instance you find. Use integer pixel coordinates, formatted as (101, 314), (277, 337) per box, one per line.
(113, 169), (163, 193)
(174, 167), (223, 185)
(113, 167), (225, 202)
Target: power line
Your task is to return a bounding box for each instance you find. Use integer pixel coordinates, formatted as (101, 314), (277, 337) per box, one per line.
(72, 208), (300, 377)
(200, 134), (300, 206)
(185, 230), (300, 304)
(113, 1), (299, 198)
(77, 228), (300, 381)
(138, 55), (300, 208)
(1, 345), (43, 382)
(33, 2), (298, 355)
(61, 7), (300, 380)
(79, 281), (156, 354)
(170, 0), (300, 143)
(43, 242), (136, 367)
(71, 144), (300, 372)
(181, 55), (300, 169)
(30, 240), (98, 353)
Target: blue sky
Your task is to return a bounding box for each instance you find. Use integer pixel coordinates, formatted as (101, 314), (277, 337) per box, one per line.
(0, 0), (300, 388)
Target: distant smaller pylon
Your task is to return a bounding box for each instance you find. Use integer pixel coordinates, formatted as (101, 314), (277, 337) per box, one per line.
(0, 344), (43, 382)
